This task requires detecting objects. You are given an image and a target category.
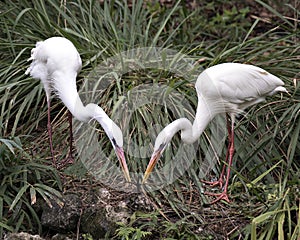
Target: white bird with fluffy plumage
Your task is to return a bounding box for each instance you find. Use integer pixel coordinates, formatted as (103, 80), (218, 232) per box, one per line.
(26, 37), (131, 182)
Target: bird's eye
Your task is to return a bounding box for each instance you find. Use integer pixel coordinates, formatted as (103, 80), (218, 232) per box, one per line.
(111, 138), (117, 145)
(158, 143), (166, 151)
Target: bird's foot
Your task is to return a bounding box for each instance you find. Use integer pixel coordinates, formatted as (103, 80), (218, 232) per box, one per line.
(201, 178), (224, 189)
(204, 191), (230, 204)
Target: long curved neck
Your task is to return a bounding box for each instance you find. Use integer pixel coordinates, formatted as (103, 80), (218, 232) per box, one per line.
(53, 72), (91, 122)
(187, 96), (215, 143)
(64, 94), (90, 122)
(87, 103), (119, 142)
(53, 73), (119, 143)
(164, 96), (215, 145)
(58, 85), (113, 127)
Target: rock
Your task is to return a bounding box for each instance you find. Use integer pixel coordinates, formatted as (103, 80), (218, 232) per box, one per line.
(41, 193), (81, 232)
(127, 193), (154, 212)
(80, 207), (109, 238)
(80, 200), (130, 239)
(37, 185), (152, 239)
(4, 232), (44, 240)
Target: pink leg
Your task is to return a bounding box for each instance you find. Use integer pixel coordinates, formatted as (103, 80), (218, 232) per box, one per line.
(58, 111), (74, 168)
(205, 115), (235, 204)
(47, 100), (56, 167)
(201, 115), (232, 188)
(66, 111), (74, 163)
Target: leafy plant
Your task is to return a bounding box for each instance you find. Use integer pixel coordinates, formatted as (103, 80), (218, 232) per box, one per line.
(0, 135), (62, 238)
(115, 212), (155, 240)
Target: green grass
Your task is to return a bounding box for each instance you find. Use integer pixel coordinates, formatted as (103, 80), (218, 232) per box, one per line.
(0, 135), (62, 236)
(0, 0), (299, 239)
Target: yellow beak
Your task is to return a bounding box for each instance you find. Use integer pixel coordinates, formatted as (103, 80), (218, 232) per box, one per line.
(142, 149), (162, 184)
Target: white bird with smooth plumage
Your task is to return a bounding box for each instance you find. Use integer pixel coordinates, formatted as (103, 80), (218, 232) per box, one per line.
(142, 63), (287, 203)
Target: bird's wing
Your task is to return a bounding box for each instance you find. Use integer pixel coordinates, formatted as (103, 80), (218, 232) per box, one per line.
(197, 63), (285, 105)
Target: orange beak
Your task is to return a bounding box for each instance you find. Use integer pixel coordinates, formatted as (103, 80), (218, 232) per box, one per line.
(142, 148), (163, 184)
(115, 146), (131, 182)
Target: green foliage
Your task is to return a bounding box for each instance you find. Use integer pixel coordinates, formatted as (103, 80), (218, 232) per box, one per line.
(0, 0), (299, 239)
(82, 233), (94, 240)
(115, 212), (155, 240)
(0, 136), (62, 238)
(116, 225), (151, 240)
(115, 211), (209, 240)
(250, 185), (299, 240)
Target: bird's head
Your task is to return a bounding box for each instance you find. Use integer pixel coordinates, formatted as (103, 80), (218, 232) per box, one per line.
(142, 130), (169, 184)
(86, 103), (131, 182)
(142, 118), (192, 183)
(106, 123), (131, 183)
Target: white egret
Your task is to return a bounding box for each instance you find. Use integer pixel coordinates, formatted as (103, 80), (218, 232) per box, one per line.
(142, 63), (287, 203)
(26, 37), (131, 182)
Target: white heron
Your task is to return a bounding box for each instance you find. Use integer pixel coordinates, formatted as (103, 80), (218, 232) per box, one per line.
(142, 63), (287, 203)
(26, 37), (131, 182)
